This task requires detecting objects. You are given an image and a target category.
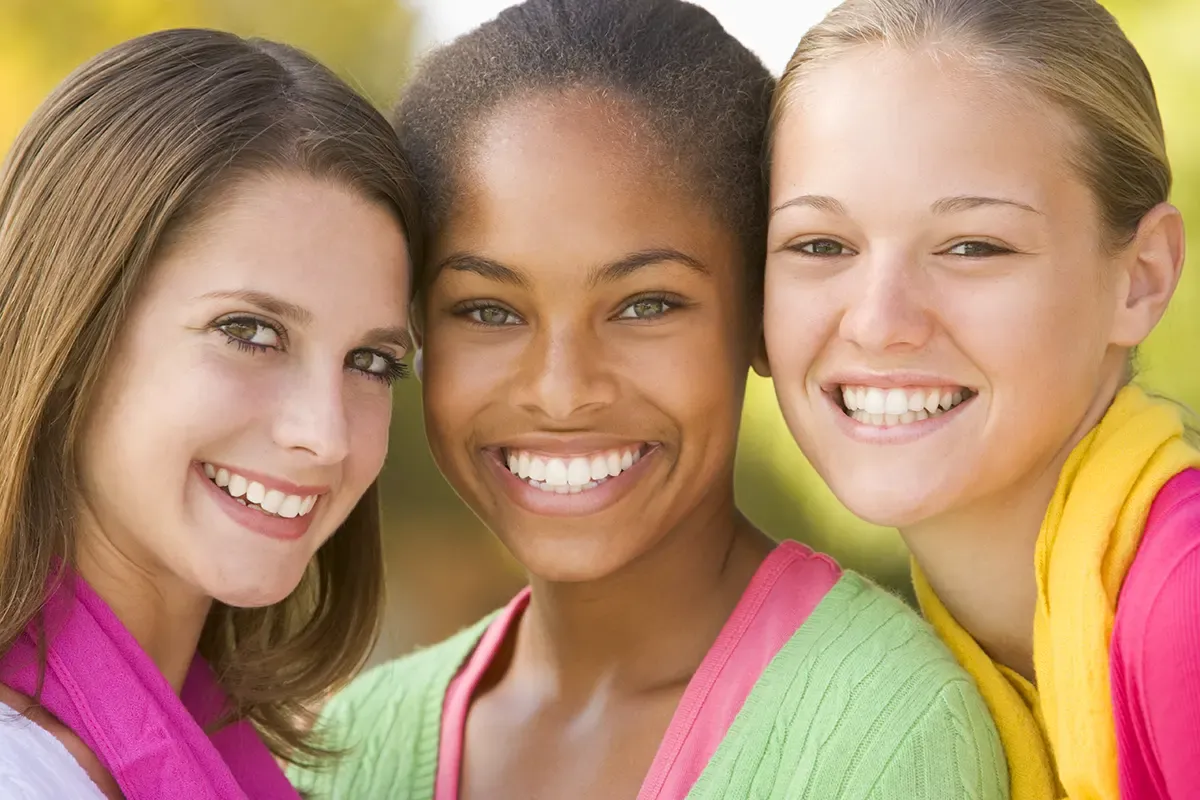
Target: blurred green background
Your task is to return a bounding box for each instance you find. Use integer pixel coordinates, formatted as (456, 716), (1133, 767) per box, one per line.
(2, 0), (1195, 665)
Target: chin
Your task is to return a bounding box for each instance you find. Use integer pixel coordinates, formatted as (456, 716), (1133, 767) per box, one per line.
(198, 558), (310, 609)
(825, 475), (950, 530)
(503, 527), (649, 584)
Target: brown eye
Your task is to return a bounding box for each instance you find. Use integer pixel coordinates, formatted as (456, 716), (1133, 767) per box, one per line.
(218, 318), (280, 347)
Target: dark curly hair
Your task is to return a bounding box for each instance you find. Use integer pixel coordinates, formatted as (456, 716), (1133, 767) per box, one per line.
(395, 0), (775, 298)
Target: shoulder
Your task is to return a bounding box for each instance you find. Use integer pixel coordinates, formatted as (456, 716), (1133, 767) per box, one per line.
(0, 701), (107, 799)
(1115, 468), (1200, 651)
(288, 614), (495, 798)
(739, 571), (1008, 798)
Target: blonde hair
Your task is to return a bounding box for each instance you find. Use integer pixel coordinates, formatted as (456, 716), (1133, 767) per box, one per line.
(772, 0), (1169, 249)
(0, 29), (421, 764)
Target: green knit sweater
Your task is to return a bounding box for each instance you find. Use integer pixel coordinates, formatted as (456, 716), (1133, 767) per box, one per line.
(291, 572), (1009, 799)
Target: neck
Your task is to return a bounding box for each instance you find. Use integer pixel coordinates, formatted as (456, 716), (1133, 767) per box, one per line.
(75, 525), (211, 695)
(903, 376), (1123, 681)
(517, 493), (774, 701)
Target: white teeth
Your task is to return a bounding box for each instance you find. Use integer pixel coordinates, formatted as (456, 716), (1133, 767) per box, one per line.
(261, 489), (285, 514)
(864, 387), (886, 415)
(504, 446), (647, 493)
(884, 389), (909, 416)
(590, 456), (608, 481)
(200, 464), (320, 519)
(606, 452), (622, 477)
(545, 459), (568, 486)
(837, 385), (973, 429)
(277, 495), (302, 519)
(566, 459), (591, 486)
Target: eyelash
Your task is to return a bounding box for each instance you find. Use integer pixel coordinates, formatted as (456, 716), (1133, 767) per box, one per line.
(784, 238), (1016, 259)
(212, 315), (409, 386)
(453, 293), (686, 327)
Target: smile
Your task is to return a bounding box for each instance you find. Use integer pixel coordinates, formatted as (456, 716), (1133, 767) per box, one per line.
(504, 445), (646, 493)
(202, 462), (319, 519)
(835, 385), (976, 427)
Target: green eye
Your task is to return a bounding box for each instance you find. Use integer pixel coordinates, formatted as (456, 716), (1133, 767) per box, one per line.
(798, 240), (845, 256)
(618, 297), (673, 320)
(218, 318), (281, 348)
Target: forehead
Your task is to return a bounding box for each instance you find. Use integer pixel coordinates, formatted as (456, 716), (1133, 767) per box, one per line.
(433, 91), (740, 278)
(772, 46), (1083, 206)
(146, 174), (410, 317)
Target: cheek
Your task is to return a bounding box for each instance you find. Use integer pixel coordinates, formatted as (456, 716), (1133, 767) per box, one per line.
(762, 269), (831, 380)
(344, 386), (393, 482)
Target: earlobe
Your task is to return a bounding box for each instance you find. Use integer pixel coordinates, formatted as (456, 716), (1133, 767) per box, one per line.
(751, 335), (771, 378)
(1110, 202), (1185, 347)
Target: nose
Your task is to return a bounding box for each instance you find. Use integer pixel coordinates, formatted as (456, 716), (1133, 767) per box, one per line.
(511, 321), (618, 422)
(838, 250), (935, 353)
(272, 362), (351, 464)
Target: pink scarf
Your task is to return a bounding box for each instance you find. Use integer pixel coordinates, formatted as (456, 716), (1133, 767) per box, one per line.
(0, 572), (299, 799)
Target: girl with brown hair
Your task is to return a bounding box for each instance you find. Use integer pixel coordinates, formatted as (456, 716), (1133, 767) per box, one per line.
(0, 28), (420, 799)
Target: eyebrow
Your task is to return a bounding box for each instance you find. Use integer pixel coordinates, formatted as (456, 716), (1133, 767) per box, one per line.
(437, 247), (709, 289)
(770, 193), (1043, 218)
(201, 289), (312, 324)
(201, 289), (411, 351)
(931, 194), (1044, 216)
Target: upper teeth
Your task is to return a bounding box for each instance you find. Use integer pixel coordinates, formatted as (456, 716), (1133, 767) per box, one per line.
(505, 447), (643, 494)
(202, 462), (318, 518)
(839, 386), (970, 427)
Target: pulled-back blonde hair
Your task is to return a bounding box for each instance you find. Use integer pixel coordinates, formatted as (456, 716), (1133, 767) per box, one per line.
(0, 28), (421, 764)
(772, 0), (1169, 250)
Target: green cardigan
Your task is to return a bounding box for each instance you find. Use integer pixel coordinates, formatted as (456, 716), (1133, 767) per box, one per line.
(291, 572), (1009, 799)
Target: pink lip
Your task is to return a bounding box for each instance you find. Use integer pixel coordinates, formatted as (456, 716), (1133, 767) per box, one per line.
(202, 461), (329, 497)
(820, 370), (973, 391)
(194, 463), (317, 541)
(822, 390), (976, 445)
(484, 446), (659, 517)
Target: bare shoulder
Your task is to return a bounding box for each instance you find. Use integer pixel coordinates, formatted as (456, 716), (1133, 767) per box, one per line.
(0, 683), (122, 799)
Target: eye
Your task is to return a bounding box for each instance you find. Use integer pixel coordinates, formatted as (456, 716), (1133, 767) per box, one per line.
(216, 317), (282, 351)
(944, 241), (1014, 257)
(616, 296), (675, 320)
(347, 349), (409, 385)
(460, 303), (523, 326)
(789, 239), (852, 257)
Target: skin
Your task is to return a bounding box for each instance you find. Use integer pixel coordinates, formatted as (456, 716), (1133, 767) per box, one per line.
(1, 173), (411, 798)
(418, 91), (773, 800)
(763, 46), (1184, 678)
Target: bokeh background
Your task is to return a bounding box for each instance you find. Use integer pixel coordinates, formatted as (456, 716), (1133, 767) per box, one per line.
(2, 0), (1196, 666)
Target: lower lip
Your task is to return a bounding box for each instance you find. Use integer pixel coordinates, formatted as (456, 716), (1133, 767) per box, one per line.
(194, 463), (316, 541)
(825, 392), (975, 444)
(485, 447), (658, 518)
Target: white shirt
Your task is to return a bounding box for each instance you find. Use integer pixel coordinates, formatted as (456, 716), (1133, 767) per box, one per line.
(0, 701), (107, 799)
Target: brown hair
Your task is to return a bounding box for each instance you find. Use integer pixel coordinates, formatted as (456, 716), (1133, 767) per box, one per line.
(0, 28), (421, 764)
(771, 0), (1170, 249)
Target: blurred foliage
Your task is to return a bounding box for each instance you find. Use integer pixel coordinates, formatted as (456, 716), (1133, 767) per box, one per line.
(0, 0), (1195, 657)
(0, 0), (414, 147)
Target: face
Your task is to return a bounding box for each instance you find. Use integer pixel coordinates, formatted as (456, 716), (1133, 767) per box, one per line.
(420, 94), (752, 582)
(77, 173), (411, 607)
(764, 47), (1134, 529)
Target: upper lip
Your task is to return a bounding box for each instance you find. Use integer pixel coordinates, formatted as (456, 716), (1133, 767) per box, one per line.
(820, 370), (975, 391)
(489, 434), (654, 457)
(201, 462), (330, 496)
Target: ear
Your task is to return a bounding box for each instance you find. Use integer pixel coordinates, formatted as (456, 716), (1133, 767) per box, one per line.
(751, 332), (771, 378)
(1110, 202), (1186, 347)
(408, 301), (425, 381)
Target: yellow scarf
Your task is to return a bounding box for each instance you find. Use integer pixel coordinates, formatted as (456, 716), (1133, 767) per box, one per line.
(913, 385), (1200, 800)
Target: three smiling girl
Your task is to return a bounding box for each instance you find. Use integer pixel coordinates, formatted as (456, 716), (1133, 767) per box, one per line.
(0, 0), (1195, 798)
